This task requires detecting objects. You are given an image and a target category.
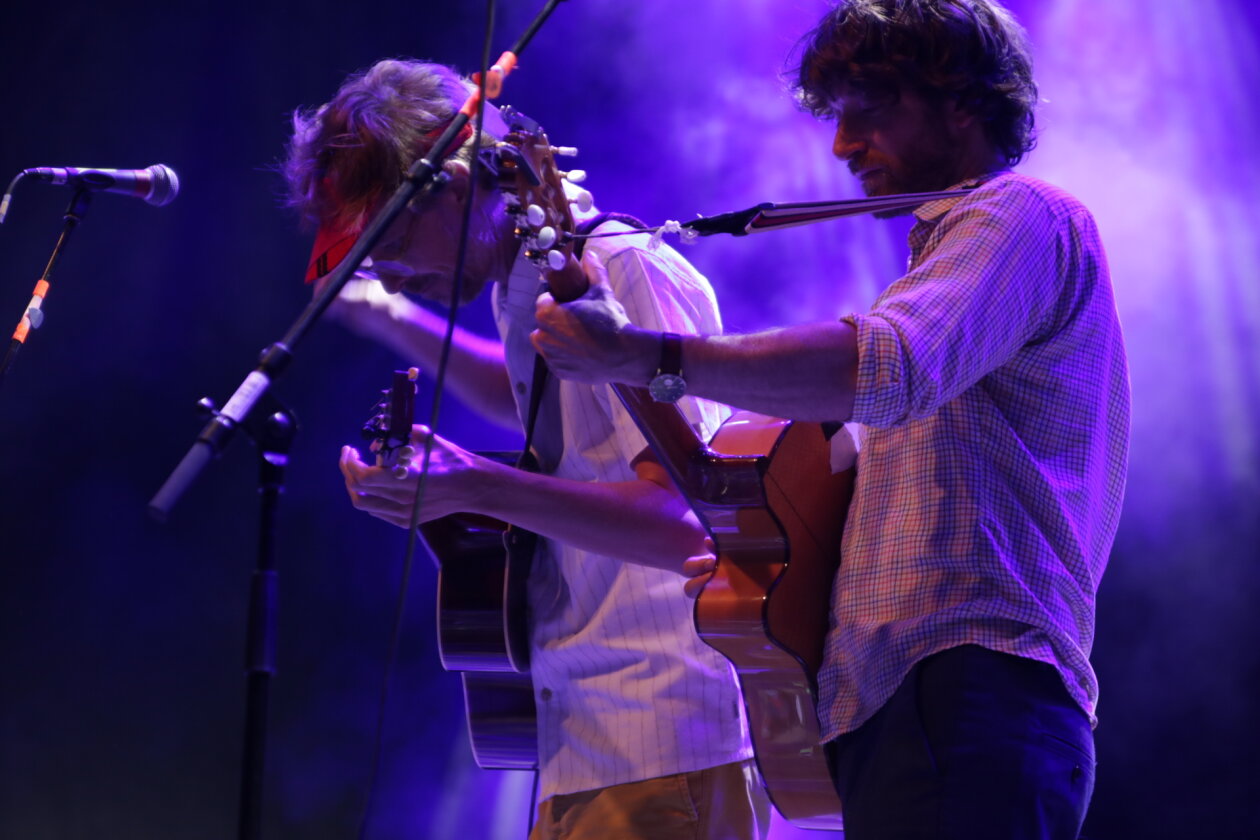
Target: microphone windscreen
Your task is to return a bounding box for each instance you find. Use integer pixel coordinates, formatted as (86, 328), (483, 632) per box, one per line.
(145, 164), (179, 206)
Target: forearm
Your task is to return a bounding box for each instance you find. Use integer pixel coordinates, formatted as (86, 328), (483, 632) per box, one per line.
(344, 435), (706, 571)
(532, 287), (859, 422)
(466, 458), (708, 572)
(628, 321), (859, 423)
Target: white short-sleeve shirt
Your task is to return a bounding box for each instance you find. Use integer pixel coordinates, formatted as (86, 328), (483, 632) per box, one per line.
(492, 218), (751, 798)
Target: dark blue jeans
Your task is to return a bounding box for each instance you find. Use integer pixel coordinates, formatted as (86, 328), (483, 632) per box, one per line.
(826, 645), (1095, 840)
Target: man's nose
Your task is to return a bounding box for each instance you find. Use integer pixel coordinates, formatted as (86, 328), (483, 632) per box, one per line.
(832, 122), (865, 163)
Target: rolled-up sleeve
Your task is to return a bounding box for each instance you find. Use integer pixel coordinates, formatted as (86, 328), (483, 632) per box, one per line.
(848, 181), (1066, 427)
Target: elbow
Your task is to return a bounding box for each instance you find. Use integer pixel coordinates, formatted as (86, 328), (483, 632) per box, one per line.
(627, 508), (710, 573)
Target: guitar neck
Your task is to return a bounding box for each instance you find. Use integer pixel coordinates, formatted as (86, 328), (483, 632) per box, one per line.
(612, 384), (764, 509)
(505, 144), (764, 508)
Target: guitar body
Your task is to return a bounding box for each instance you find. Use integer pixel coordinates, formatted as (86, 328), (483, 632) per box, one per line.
(611, 389), (851, 829)
(460, 671), (538, 770)
(426, 509), (531, 674)
(695, 412), (852, 830)
(420, 452), (540, 771)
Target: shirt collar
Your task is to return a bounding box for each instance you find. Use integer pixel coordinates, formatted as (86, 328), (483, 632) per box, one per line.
(912, 170), (1011, 222)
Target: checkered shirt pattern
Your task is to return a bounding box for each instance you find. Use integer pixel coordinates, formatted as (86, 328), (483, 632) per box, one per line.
(817, 171), (1130, 740)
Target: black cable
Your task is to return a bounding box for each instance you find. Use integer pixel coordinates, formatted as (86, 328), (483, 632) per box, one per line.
(0, 170), (25, 224)
(354, 4), (499, 838)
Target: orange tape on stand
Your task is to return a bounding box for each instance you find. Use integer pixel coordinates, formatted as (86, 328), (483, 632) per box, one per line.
(10, 278), (51, 344)
(461, 51), (520, 117)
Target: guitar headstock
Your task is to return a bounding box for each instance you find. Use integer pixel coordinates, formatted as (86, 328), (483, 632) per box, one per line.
(488, 106), (592, 303)
(362, 368), (419, 474)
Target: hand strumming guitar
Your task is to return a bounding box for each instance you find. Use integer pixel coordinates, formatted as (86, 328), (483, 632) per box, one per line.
(680, 536), (718, 599)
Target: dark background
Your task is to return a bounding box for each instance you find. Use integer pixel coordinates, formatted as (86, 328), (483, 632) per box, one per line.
(1, 1), (1257, 838)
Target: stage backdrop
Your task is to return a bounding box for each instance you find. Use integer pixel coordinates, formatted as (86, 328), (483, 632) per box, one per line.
(1, 1), (1257, 838)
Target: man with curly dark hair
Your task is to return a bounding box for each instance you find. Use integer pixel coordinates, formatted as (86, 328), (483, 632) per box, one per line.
(532, 2), (1129, 837)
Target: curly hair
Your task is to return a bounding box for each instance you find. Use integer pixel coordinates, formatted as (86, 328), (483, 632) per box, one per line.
(791, 0), (1038, 165)
(282, 59), (495, 233)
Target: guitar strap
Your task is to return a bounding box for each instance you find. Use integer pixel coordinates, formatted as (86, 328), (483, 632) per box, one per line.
(574, 212), (650, 253)
(502, 218), (648, 657)
(517, 360), (547, 472)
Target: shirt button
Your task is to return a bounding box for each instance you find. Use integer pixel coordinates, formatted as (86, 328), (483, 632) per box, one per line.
(540, 687), (553, 701)
(515, 381), (527, 395)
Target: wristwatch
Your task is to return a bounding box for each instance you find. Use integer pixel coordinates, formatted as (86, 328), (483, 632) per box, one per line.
(647, 332), (687, 403)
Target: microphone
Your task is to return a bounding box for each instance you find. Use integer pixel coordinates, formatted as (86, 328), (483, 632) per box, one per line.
(21, 164), (180, 207)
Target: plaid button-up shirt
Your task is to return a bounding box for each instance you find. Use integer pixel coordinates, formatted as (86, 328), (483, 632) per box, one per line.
(818, 171), (1130, 739)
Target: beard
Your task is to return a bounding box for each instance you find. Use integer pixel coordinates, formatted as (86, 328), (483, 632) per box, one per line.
(851, 115), (965, 217)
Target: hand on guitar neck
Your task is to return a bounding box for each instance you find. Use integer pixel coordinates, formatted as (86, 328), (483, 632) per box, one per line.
(347, 367), (509, 529)
(340, 428), (500, 529)
(494, 108), (661, 390)
(531, 277), (664, 389)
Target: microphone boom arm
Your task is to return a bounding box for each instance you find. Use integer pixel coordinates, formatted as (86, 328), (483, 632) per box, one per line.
(680, 188), (975, 236)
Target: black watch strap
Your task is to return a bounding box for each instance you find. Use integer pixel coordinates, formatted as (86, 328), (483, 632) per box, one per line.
(648, 332), (687, 403)
(658, 332), (682, 378)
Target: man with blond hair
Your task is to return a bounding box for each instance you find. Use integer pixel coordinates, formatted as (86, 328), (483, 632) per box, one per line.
(284, 58), (768, 840)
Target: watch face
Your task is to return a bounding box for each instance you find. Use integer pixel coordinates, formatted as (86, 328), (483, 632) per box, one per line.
(648, 373), (687, 403)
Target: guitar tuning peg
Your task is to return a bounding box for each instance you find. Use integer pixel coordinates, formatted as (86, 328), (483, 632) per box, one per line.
(551, 145), (579, 157)
(537, 226), (557, 249)
(399, 445), (416, 461)
(547, 250), (567, 271)
(392, 465), (409, 480)
(526, 204), (546, 227)
(571, 188), (593, 213)
(562, 169), (587, 184)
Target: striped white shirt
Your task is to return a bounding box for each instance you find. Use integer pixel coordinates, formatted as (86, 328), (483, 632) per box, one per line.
(818, 172), (1130, 739)
(492, 219), (751, 798)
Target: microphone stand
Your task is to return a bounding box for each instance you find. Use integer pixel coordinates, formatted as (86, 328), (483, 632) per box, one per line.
(207, 388), (298, 840)
(0, 186), (91, 389)
(146, 4), (570, 838)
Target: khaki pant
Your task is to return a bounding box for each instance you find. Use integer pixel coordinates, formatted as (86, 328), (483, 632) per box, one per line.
(529, 760), (770, 840)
